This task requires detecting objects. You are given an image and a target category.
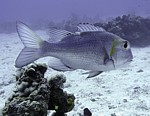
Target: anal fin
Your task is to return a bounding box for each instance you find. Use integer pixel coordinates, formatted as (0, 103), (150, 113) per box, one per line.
(48, 58), (74, 71)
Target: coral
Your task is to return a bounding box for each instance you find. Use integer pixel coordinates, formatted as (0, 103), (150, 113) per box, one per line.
(2, 64), (75, 116)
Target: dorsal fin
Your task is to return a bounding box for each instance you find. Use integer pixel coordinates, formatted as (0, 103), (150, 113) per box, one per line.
(47, 28), (73, 43)
(77, 23), (105, 32)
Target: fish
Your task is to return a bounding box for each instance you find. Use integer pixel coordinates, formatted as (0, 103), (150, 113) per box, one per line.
(15, 22), (133, 78)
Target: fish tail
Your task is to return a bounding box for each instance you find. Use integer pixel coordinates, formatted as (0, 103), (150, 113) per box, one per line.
(15, 21), (44, 68)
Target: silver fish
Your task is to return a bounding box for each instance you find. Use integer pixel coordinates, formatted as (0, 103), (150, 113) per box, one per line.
(15, 22), (133, 78)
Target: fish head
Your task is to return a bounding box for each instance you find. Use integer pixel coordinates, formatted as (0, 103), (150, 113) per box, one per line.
(109, 37), (133, 69)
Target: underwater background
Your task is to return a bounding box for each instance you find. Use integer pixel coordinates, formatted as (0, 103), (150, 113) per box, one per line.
(0, 0), (150, 115)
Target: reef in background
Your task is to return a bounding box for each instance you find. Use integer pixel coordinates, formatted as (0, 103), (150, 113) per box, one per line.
(94, 14), (150, 47)
(2, 64), (75, 116)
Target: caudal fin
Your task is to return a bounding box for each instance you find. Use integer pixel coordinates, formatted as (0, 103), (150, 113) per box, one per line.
(15, 22), (43, 68)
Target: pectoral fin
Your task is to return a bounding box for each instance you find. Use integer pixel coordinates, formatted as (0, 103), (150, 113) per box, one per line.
(48, 58), (74, 71)
(103, 46), (115, 69)
(83, 71), (103, 78)
(104, 58), (115, 69)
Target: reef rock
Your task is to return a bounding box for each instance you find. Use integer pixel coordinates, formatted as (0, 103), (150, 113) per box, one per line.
(2, 63), (49, 116)
(2, 63), (75, 116)
(48, 75), (75, 116)
(95, 14), (150, 47)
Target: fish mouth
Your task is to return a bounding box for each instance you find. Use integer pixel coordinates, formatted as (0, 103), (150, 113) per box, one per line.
(127, 59), (133, 62)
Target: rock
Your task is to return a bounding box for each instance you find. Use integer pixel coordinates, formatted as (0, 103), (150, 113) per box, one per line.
(2, 64), (50, 116)
(84, 108), (92, 116)
(137, 69), (144, 73)
(90, 99), (96, 102)
(123, 99), (128, 103)
(2, 63), (75, 116)
(49, 75), (66, 89)
(111, 113), (116, 116)
(48, 75), (75, 114)
(108, 105), (117, 109)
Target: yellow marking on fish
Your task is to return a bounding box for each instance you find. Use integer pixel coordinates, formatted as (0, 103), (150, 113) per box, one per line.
(55, 105), (59, 110)
(110, 38), (119, 57)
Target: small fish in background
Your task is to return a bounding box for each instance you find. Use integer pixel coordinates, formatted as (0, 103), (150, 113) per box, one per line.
(15, 22), (133, 78)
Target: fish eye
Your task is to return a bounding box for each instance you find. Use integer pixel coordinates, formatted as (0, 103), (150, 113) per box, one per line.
(122, 41), (130, 50)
